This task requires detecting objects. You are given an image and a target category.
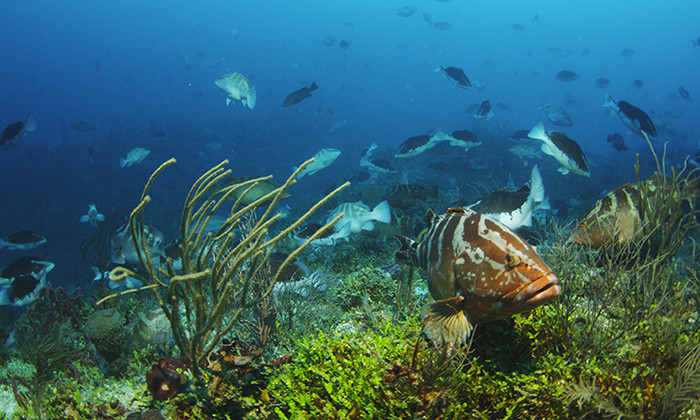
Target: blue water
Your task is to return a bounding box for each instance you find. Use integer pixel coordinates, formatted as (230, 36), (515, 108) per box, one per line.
(1, 0), (698, 290)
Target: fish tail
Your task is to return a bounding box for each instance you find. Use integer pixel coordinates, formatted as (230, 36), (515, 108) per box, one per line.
(603, 92), (615, 108)
(425, 296), (473, 346)
(527, 122), (546, 141)
(370, 200), (392, 224)
(529, 164), (546, 203)
(310, 82), (318, 91)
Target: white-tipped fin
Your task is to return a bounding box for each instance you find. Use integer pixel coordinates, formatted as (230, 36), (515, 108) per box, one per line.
(527, 122), (547, 142)
(247, 86), (257, 109)
(529, 164), (545, 203)
(23, 114), (37, 132)
(424, 296), (473, 347)
(535, 196), (551, 211)
(603, 92), (616, 108)
(369, 200), (392, 224)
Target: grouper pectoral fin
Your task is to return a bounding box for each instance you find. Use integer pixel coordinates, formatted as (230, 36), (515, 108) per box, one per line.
(226, 98), (232, 106)
(425, 295), (473, 346)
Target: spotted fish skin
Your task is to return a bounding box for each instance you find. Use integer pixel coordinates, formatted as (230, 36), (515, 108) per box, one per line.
(396, 208), (560, 345)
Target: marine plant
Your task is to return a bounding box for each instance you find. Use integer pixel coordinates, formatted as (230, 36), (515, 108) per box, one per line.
(99, 158), (347, 380)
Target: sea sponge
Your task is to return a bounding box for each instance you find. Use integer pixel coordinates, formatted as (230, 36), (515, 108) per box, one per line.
(85, 308), (125, 363)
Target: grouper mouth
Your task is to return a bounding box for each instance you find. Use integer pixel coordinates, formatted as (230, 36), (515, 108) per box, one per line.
(511, 272), (561, 305)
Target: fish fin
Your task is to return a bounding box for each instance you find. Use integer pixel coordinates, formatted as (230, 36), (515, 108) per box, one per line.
(540, 143), (554, 156)
(96, 214), (105, 222)
(370, 200), (392, 224)
(119, 158), (127, 168)
(536, 196), (551, 211)
(247, 86), (257, 109)
(111, 251), (126, 265)
(557, 167), (570, 175)
(394, 235), (418, 266)
(0, 288), (9, 306)
(226, 98), (232, 106)
(486, 111), (494, 120)
(310, 82), (318, 91)
(529, 165), (545, 202)
(362, 221), (375, 231)
(24, 114), (37, 132)
(430, 130), (450, 142)
(425, 296), (473, 346)
(80, 215), (90, 223)
(0, 240), (6, 250)
(603, 92), (616, 108)
(527, 122), (546, 141)
(522, 214), (533, 227)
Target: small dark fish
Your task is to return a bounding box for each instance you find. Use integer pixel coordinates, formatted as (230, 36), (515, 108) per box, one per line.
(511, 24), (526, 31)
(422, 12), (432, 25)
(619, 48), (635, 57)
(438, 66), (471, 89)
(0, 230), (47, 251)
(431, 21), (452, 30)
(473, 100), (493, 120)
(0, 114), (36, 150)
(632, 79), (645, 89)
(595, 77), (611, 88)
(322, 36), (336, 47)
(70, 120), (95, 132)
(496, 102), (510, 110)
(679, 86), (692, 102)
(396, 5), (417, 17)
(509, 130), (531, 142)
(283, 83), (318, 107)
(555, 70), (579, 82)
(606, 132), (628, 152)
(339, 40), (350, 49)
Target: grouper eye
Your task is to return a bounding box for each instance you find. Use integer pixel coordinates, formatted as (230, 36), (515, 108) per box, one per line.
(505, 252), (521, 269)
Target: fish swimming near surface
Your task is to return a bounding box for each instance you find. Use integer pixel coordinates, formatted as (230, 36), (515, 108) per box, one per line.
(473, 100), (494, 120)
(120, 147), (151, 168)
(606, 132), (628, 152)
(555, 70), (579, 82)
(595, 78), (611, 89)
(436, 66), (471, 89)
(431, 130), (482, 151)
(215, 72), (257, 109)
(294, 148), (341, 179)
(468, 165), (549, 230)
(80, 204), (106, 227)
(528, 122), (590, 177)
(0, 256), (54, 307)
(327, 200), (392, 236)
(395, 134), (441, 158)
(396, 5), (417, 17)
(1, 114), (37, 150)
(539, 103), (573, 127)
(111, 222), (165, 266)
(431, 22), (452, 30)
(394, 207), (560, 346)
(679, 86), (692, 102)
(70, 120), (95, 132)
(0, 230), (47, 251)
(619, 48), (635, 57)
(283, 83), (318, 106)
(603, 93), (657, 139)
